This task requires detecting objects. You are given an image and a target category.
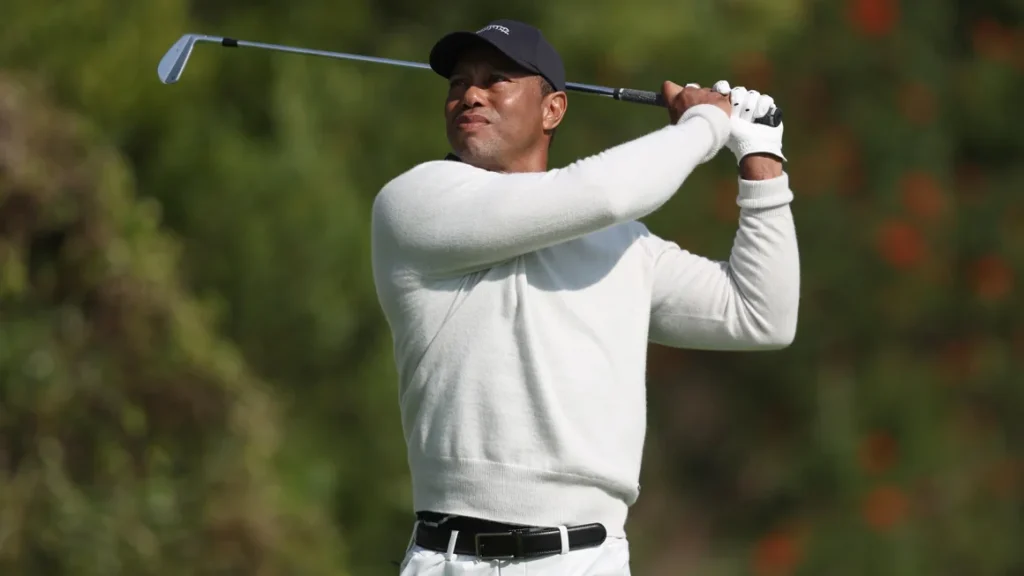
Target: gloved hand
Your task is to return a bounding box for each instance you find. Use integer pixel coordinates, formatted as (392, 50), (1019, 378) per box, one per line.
(711, 80), (786, 165)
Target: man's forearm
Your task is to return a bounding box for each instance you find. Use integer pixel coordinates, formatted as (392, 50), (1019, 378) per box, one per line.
(739, 153), (784, 181)
(646, 173), (799, 349)
(374, 106), (732, 276)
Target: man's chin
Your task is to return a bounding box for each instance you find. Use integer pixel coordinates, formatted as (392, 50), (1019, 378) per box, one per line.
(451, 142), (500, 168)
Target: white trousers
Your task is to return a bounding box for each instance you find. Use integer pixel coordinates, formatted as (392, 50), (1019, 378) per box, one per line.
(398, 529), (632, 575)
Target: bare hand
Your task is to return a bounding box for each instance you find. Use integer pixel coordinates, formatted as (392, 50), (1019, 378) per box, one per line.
(662, 81), (733, 124)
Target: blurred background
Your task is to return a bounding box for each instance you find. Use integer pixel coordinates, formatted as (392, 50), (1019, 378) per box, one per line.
(1, 0), (1022, 574)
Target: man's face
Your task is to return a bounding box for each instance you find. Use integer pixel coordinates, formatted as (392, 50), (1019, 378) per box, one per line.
(444, 44), (561, 171)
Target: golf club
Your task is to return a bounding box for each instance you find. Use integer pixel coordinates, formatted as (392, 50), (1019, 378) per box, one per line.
(158, 33), (782, 126)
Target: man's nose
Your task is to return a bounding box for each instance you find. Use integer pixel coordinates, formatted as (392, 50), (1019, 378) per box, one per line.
(461, 84), (487, 108)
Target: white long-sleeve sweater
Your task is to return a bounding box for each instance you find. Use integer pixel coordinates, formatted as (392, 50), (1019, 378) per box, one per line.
(370, 104), (800, 538)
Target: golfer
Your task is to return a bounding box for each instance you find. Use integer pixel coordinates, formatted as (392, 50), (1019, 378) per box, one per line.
(371, 18), (800, 575)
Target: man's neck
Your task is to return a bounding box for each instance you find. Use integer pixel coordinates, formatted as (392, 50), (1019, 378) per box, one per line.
(504, 157), (548, 173)
(448, 149), (548, 173)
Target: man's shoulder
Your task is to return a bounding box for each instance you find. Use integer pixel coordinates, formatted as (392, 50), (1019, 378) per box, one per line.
(381, 159), (455, 188)
(377, 157), (481, 197)
(393, 153), (477, 181)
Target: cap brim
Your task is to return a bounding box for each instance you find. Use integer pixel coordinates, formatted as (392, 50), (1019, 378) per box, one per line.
(428, 31), (542, 80)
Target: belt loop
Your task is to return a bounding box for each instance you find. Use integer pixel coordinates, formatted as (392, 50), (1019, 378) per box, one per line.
(445, 530), (459, 561)
(557, 526), (569, 555)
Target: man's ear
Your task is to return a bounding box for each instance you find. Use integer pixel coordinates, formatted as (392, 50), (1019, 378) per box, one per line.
(542, 91), (567, 132)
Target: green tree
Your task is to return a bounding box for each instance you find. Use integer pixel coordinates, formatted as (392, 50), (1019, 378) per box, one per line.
(0, 73), (346, 576)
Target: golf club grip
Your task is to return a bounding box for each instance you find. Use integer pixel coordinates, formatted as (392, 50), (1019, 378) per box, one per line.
(755, 107), (783, 127)
(615, 88), (783, 127)
(615, 88), (666, 107)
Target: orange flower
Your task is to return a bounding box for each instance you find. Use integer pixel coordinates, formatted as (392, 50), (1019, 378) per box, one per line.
(897, 82), (937, 125)
(858, 432), (898, 475)
(971, 255), (1013, 302)
(849, 0), (898, 36)
(899, 171), (946, 222)
(863, 484), (909, 532)
(752, 528), (803, 576)
(876, 220), (925, 268)
(972, 20), (1015, 62)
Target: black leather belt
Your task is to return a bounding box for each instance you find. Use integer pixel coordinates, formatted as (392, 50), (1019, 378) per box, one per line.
(414, 516), (607, 560)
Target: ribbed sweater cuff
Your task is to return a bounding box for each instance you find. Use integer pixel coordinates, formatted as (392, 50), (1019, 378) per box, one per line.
(736, 172), (793, 214)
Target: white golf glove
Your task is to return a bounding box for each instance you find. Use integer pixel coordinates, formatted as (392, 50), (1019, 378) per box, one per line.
(711, 80), (786, 164)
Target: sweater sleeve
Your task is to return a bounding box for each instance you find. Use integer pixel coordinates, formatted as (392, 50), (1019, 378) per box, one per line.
(646, 173), (800, 350)
(371, 104), (731, 277)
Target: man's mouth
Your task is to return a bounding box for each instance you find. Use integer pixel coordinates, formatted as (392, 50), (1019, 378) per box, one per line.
(455, 114), (490, 128)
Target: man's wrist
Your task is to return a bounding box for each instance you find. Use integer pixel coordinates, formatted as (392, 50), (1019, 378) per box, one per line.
(739, 153), (784, 180)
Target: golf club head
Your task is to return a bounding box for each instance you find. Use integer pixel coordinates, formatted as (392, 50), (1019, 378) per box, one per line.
(158, 34), (216, 84)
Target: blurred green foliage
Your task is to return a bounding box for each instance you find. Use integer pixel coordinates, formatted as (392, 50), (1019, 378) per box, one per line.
(1, 0), (1022, 575)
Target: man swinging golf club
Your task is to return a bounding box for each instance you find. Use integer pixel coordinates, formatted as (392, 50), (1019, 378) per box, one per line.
(371, 18), (800, 575)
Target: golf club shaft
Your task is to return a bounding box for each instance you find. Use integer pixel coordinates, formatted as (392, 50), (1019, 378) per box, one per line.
(222, 37), (434, 72)
(219, 37), (657, 105)
(171, 35), (783, 126)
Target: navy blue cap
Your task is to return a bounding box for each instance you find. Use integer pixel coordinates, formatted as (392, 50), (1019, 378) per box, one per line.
(429, 19), (566, 92)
